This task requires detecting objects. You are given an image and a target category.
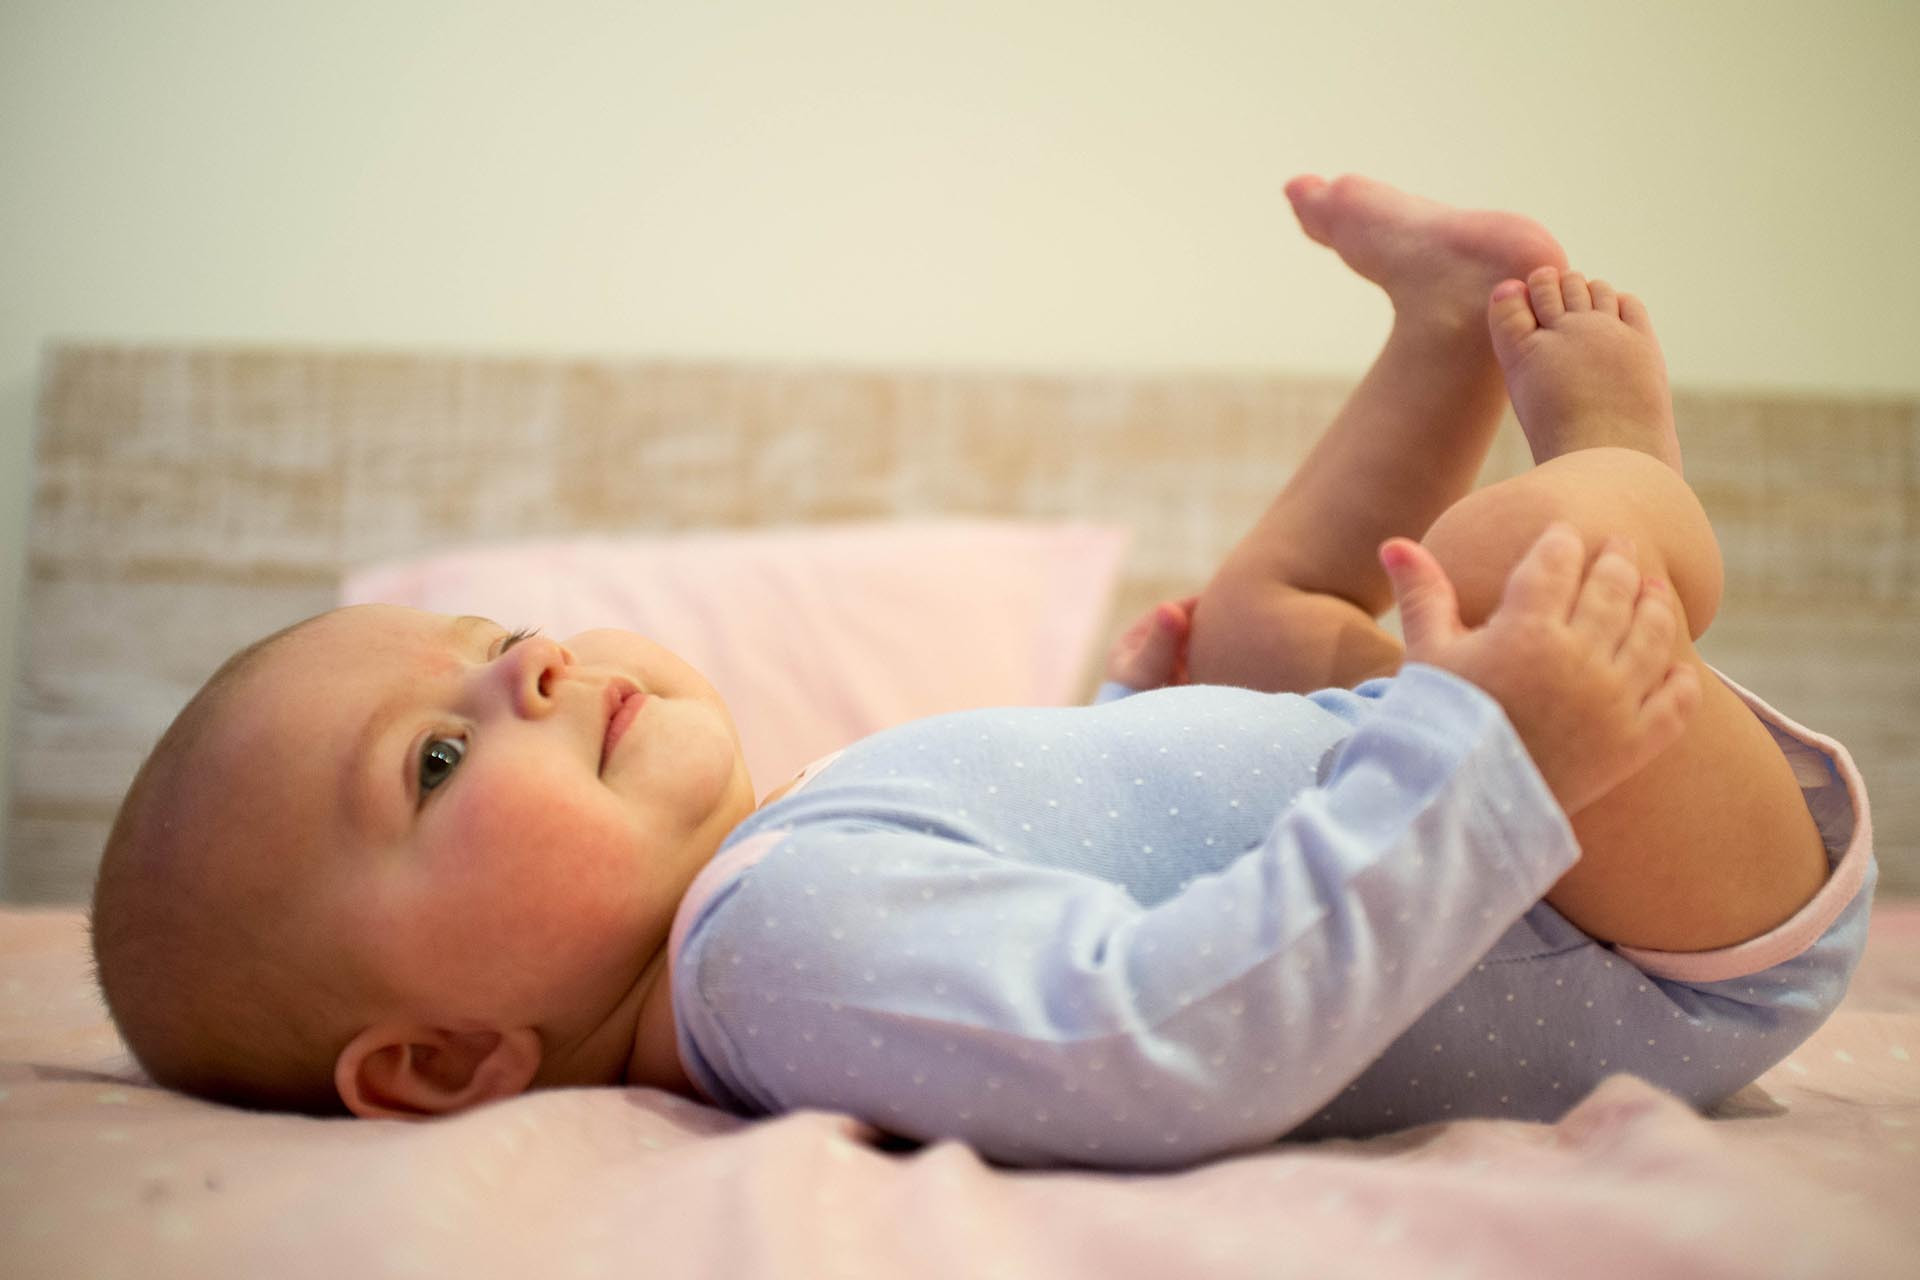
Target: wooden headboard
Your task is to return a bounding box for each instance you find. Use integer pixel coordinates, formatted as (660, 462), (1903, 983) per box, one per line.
(9, 344), (1915, 902)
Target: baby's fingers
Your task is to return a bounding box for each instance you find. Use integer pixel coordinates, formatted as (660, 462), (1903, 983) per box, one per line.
(1105, 597), (1193, 686)
(1499, 522), (1586, 620)
(1569, 536), (1642, 647)
(1636, 661), (1702, 759)
(1614, 579), (1679, 683)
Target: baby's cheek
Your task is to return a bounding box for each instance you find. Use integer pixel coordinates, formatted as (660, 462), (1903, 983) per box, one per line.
(445, 787), (647, 964)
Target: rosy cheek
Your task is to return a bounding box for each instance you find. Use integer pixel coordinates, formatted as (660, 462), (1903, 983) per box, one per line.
(432, 771), (640, 951)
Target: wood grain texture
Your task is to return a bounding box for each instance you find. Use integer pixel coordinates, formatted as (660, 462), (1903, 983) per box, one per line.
(8, 345), (1914, 903)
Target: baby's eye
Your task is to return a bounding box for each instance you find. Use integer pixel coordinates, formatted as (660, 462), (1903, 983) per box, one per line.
(497, 626), (540, 656)
(418, 735), (467, 798)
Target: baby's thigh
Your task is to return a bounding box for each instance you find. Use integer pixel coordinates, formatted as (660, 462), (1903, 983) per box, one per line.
(1419, 451), (1825, 952)
(1545, 664), (1827, 952)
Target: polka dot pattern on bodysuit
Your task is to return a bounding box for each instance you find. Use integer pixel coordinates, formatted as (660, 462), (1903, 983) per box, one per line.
(672, 670), (1869, 1169)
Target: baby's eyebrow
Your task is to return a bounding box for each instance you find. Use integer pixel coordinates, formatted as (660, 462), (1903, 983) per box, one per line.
(341, 614), (485, 841)
(342, 684), (416, 845)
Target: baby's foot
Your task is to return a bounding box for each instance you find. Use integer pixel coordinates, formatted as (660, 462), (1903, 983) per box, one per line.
(1285, 174), (1568, 339)
(1488, 267), (1683, 473)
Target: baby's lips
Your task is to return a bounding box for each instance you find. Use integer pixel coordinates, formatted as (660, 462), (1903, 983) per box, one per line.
(599, 679), (646, 773)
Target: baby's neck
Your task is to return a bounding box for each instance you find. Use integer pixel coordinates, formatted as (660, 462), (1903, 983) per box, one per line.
(612, 763), (800, 1099)
(623, 944), (699, 1097)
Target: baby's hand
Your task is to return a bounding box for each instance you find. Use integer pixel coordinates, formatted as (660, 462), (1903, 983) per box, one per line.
(1379, 523), (1701, 816)
(1104, 595), (1198, 689)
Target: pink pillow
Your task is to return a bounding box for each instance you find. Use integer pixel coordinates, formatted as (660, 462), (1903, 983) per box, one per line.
(340, 521), (1130, 795)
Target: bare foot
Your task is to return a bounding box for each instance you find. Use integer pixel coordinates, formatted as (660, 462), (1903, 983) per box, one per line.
(1488, 266), (1684, 474)
(1285, 174), (1568, 339)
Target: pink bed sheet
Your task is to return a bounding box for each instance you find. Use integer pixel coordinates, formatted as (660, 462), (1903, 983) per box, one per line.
(3, 903), (1917, 1279)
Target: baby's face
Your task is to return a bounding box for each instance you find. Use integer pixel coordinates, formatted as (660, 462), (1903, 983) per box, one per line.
(211, 605), (756, 1054)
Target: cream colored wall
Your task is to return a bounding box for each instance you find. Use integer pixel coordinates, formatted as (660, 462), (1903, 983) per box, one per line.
(2, 0), (1917, 864)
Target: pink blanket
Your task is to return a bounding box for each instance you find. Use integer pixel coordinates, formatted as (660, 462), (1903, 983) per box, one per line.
(4, 903), (1916, 1278)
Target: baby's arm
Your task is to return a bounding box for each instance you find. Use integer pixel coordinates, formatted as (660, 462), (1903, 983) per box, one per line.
(687, 665), (1582, 1169)
(1109, 525), (1697, 816)
(685, 531), (1699, 1168)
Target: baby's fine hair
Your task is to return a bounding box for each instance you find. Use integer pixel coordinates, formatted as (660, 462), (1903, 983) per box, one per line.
(89, 613), (372, 1116)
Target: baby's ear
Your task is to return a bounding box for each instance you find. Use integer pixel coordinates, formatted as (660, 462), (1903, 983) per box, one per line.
(334, 1022), (542, 1119)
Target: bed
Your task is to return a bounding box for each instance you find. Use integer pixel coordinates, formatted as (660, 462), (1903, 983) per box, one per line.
(0, 903), (1914, 1277)
(3, 344), (1916, 1275)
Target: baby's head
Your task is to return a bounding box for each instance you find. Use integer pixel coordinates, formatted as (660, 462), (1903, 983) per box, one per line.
(89, 605), (755, 1118)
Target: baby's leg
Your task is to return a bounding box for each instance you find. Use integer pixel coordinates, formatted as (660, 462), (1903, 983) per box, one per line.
(1420, 268), (1827, 951)
(1189, 176), (1567, 692)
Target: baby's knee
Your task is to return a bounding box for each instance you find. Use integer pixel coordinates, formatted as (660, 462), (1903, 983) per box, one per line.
(1189, 583), (1401, 694)
(1422, 448), (1723, 638)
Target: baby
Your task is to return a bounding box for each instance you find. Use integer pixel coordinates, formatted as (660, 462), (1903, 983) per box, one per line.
(89, 176), (1873, 1169)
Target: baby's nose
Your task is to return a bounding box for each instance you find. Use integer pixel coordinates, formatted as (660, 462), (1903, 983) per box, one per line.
(500, 634), (576, 713)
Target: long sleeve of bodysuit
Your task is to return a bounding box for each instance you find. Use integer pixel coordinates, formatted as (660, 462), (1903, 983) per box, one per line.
(670, 665), (1582, 1169)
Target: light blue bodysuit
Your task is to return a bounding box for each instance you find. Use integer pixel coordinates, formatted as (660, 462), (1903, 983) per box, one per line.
(669, 665), (1874, 1170)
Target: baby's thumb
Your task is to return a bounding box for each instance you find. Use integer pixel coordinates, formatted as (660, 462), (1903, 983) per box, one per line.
(1135, 603), (1188, 673)
(1106, 601), (1186, 685)
(1381, 538), (1463, 654)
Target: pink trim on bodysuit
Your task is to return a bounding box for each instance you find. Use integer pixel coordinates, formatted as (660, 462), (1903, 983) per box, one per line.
(669, 750), (846, 1102)
(1612, 669), (1874, 983)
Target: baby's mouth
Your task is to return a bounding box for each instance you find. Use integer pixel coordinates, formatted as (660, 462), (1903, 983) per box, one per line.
(600, 681), (647, 774)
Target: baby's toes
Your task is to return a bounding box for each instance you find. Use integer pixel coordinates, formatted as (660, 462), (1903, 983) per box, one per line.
(1619, 291), (1655, 335)
(1560, 270), (1593, 313)
(1487, 278), (1540, 364)
(1526, 266), (1567, 324)
(1589, 277), (1620, 318)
